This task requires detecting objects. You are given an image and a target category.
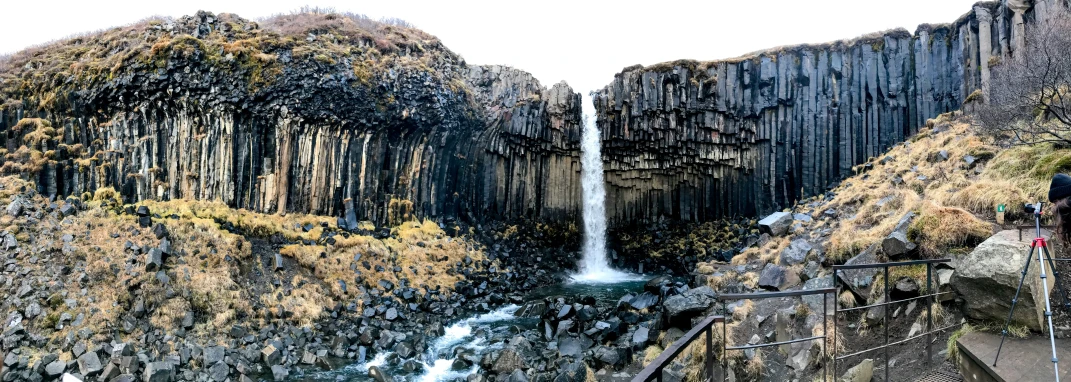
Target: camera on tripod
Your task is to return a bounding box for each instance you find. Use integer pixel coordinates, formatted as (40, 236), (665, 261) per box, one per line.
(1024, 202), (1043, 215)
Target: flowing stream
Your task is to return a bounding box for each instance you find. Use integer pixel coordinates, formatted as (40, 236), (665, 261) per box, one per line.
(571, 96), (641, 284)
(303, 281), (645, 381)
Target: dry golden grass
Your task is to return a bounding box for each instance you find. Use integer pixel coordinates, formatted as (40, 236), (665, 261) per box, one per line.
(643, 345), (664, 366)
(838, 291), (857, 309)
(732, 300), (755, 321)
(142, 199), (332, 241)
(811, 114), (1051, 263)
(908, 202), (992, 257)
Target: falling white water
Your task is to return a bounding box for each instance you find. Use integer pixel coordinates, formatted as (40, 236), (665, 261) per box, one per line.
(571, 96), (642, 284)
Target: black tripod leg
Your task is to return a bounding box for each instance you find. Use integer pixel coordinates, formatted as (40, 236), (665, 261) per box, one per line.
(1042, 245), (1071, 309)
(994, 243), (1036, 366)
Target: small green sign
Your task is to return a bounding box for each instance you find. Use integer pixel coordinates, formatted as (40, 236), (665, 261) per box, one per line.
(998, 204), (1006, 212)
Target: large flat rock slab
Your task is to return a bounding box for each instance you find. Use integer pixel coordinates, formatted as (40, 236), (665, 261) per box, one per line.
(956, 331), (1071, 381)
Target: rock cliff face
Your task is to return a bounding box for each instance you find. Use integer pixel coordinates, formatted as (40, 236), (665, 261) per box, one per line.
(593, 0), (1066, 225)
(0, 12), (581, 225)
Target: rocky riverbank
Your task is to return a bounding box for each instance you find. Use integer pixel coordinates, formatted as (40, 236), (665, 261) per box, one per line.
(0, 175), (594, 382)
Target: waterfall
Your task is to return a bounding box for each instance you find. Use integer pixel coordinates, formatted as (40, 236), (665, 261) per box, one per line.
(571, 96), (640, 283)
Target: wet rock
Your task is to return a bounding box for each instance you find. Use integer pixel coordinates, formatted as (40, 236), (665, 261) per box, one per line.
(758, 212), (793, 237)
(270, 365), (290, 381)
(492, 348), (526, 373)
(629, 292), (659, 310)
(507, 369), (528, 382)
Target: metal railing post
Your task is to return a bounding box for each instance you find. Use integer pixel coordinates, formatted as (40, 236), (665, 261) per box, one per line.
(884, 265), (890, 382)
(833, 268), (839, 380)
(706, 325), (713, 382)
(722, 310), (728, 382)
(823, 283), (829, 382)
(926, 263), (933, 366)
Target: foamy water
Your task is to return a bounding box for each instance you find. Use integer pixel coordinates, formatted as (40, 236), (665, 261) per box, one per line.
(572, 96), (642, 284)
(413, 304), (519, 381)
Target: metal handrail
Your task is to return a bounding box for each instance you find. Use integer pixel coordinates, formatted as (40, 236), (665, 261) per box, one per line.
(633, 315), (725, 382)
(718, 288), (837, 382)
(832, 258), (960, 382)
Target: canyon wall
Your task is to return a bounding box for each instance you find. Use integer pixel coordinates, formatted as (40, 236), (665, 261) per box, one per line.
(594, 0), (1067, 225)
(0, 12), (582, 225)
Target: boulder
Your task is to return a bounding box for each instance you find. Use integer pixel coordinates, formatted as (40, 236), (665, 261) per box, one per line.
(801, 276), (835, 314)
(202, 346), (225, 365)
(951, 230), (1056, 332)
(6, 199), (22, 217)
(882, 212), (917, 258)
(629, 292), (659, 310)
(76, 351), (102, 376)
(837, 244), (880, 298)
(662, 288), (716, 327)
(758, 263), (786, 290)
(262, 344), (282, 365)
(779, 239), (813, 266)
(631, 326), (651, 348)
(758, 212), (793, 237)
(208, 362), (228, 382)
(593, 346), (625, 367)
(270, 365), (289, 381)
(143, 361), (174, 382)
(368, 366), (390, 382)
(146, 248), (164, 272)
(492, 348), (526, 373)
(840, 359), (874, 382)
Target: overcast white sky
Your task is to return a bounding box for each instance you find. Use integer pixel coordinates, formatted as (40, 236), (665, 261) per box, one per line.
(1, 0), (980, 94)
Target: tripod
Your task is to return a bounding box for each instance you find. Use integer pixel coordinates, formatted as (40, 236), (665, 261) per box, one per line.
(993, 202), (1071, 381)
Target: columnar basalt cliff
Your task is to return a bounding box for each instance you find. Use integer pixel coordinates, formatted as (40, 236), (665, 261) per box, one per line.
(594, 0), (1067, 225)
(0, 12), (581, 225)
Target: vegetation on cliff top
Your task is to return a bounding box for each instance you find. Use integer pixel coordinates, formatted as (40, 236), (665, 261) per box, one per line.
(0, 7), (458, 111)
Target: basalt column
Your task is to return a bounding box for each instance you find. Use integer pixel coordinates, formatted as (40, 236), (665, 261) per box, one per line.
(593, 0), (1056, 225)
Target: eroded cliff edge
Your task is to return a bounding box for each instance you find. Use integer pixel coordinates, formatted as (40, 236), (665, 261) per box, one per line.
(0, 12), (582, 225)
(593, 0), (1064, 225)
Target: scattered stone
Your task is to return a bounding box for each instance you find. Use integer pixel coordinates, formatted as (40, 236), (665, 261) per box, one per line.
(492, 348), (526, 373)
(841, 359), (874, 382)
(77, 351), (102, 376)
(758, 263), (786, 291)
(270, 365), (289, 381)
(143, 361), (173, 382)
(758, 212), (793, 237)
